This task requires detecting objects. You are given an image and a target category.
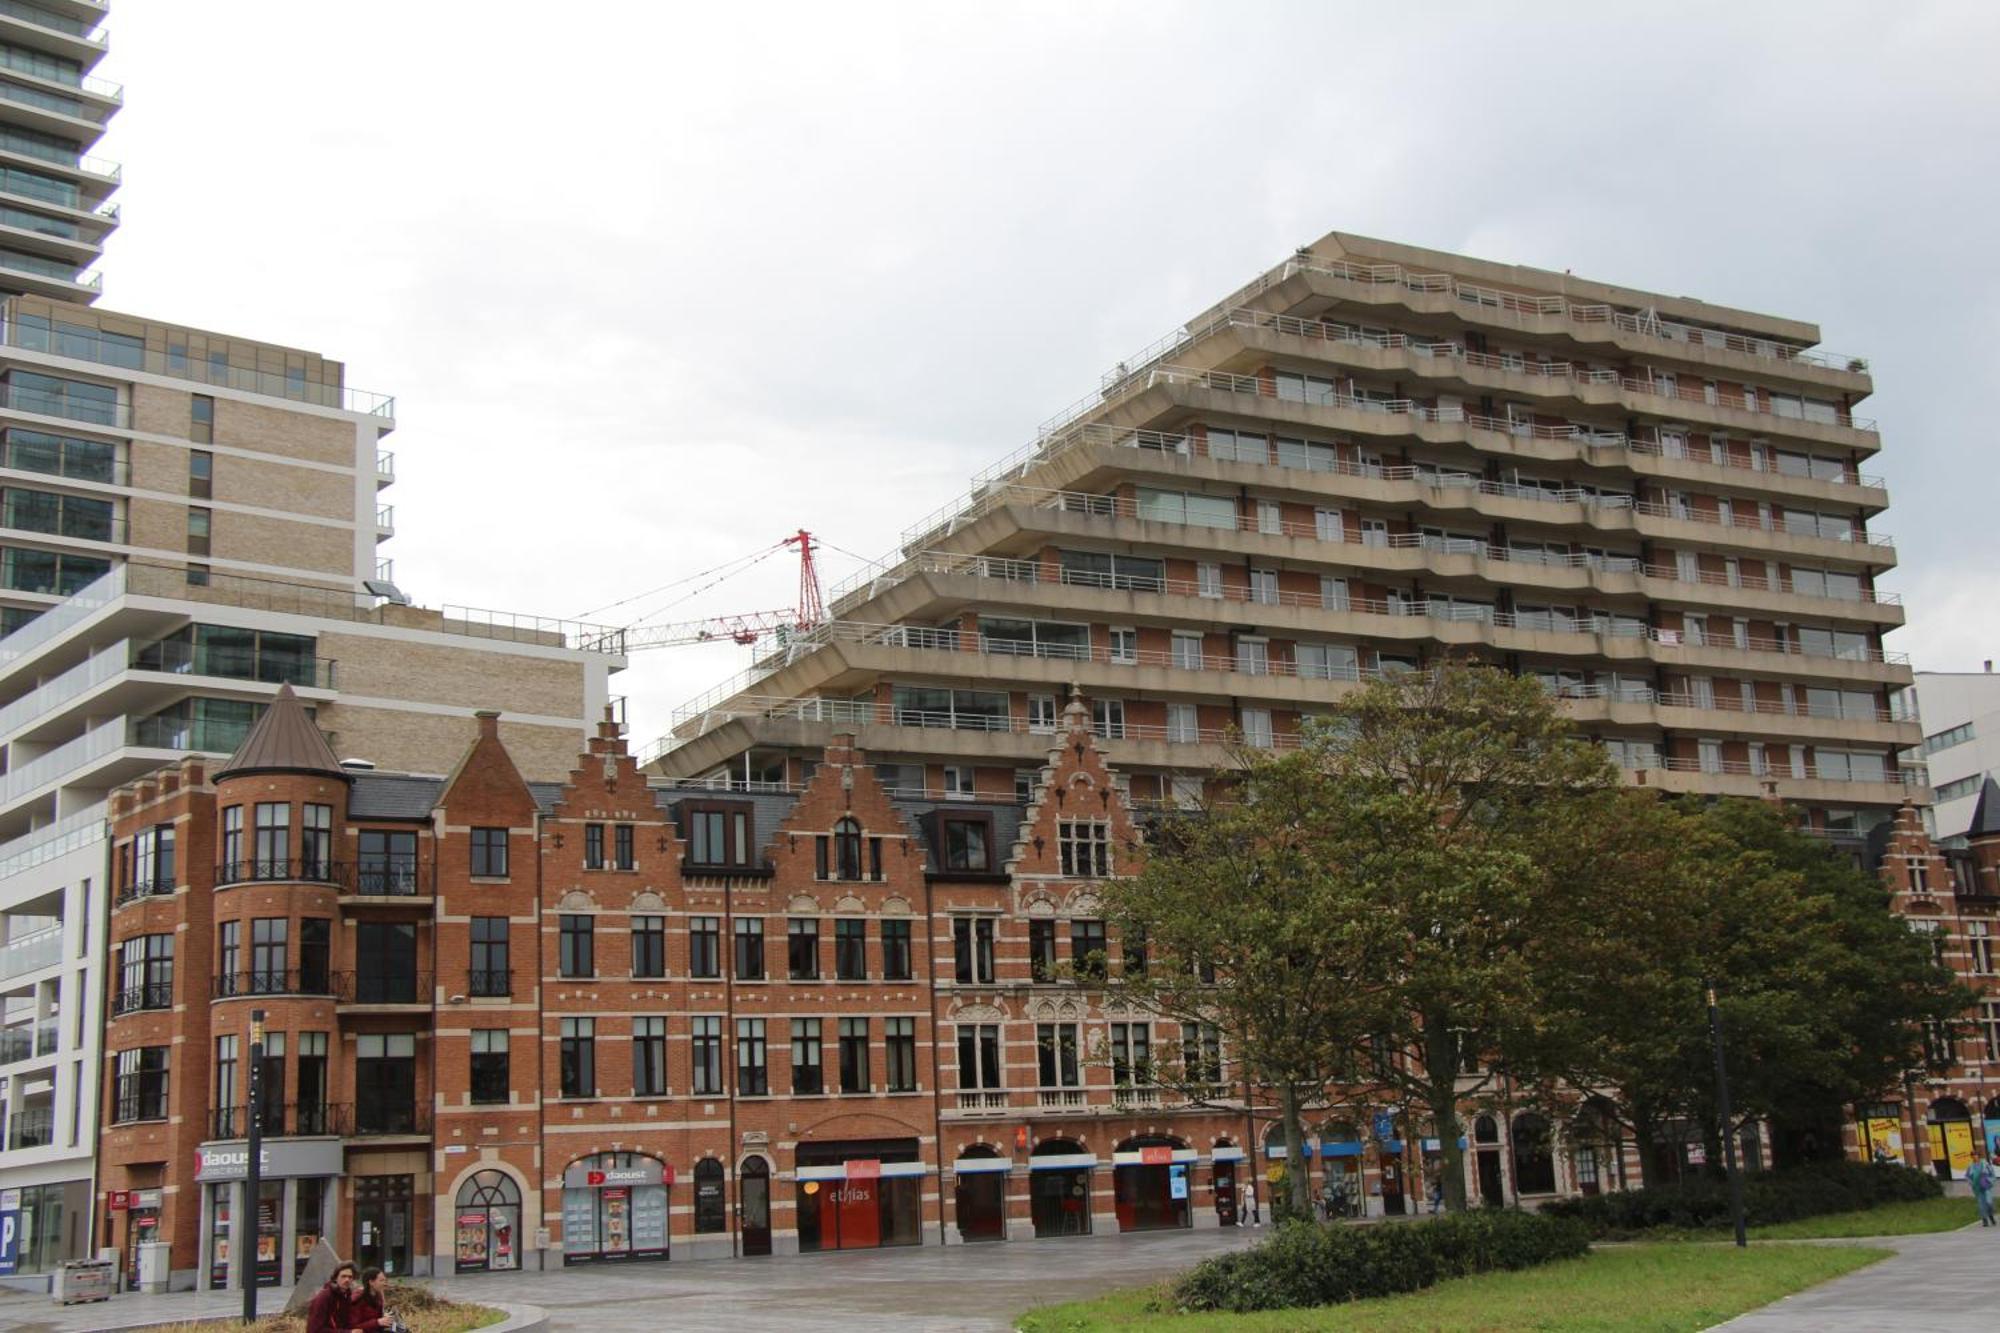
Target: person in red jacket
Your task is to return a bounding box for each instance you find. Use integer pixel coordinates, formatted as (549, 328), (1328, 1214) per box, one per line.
(353, 1266), (395, 1331)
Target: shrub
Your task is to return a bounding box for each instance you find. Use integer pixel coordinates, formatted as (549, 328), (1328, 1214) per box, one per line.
(1543, 1160), (1940, 1237)
(1172, 1209), (1589, 1313)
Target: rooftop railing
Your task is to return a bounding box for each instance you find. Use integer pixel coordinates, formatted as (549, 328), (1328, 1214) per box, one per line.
(0, 308), (395, 417)
(0, 0), (110, 44)
(0, 923), (58, 981)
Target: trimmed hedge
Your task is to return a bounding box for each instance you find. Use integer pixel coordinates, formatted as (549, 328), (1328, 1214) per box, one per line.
(1172, 1209), (1590, 1314)
(1543, 1160), (1941, 1237)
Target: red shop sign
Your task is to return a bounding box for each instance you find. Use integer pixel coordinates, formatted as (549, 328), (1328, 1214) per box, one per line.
(662, 1164), (675, 1187)
(846, 1159), (882, 1180)
(586, 1170), (606, 1186)
(107, 1190), (130, 1210)
(1140, 1147), (1174, 1166)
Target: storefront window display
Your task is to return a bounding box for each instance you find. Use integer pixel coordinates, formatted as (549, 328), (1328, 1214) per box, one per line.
(454, 1170), (522, 1272)
(795, 1139), (924, 1252)
(561, 1153), (670, 1264)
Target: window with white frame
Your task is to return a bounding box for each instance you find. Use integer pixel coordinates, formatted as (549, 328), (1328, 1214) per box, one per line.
(1110, 627), (1137, 665)
(1057, 820), (1111, 877)
(1240, 707), (1274, 750)
(1171, 631), (1203, 671)
(1196, 562), (1222, 599)
(1166, 703), (1198, 744)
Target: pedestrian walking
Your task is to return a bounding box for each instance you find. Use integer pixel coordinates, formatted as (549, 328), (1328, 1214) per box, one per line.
(1247, 1178), (1261, 1225)
(1428, 1168), (1446, 1216)
(1969, 1151), (1997, 1228)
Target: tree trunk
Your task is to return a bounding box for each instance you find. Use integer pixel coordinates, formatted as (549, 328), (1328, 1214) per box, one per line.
(1632, 1109), (1664, 1189)
(1280, 1081), (1312, 1219)
(1423, 1019), (1468, 1211)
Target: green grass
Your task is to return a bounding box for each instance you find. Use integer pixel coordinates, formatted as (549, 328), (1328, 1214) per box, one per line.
(1015, 1242), (1889, 1332)
(1750, 1195), (1977, 1238)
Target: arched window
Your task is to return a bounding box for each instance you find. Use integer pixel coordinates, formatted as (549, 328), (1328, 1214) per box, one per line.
(458, 1169), (520, 1210)
(693, 1159), (726, 1234)
(835, 818), (862, 881)
(453, 1170), (522, 1272)
(1474, 1114), (1499, 1144)
(1511, 1112), (1555, 1195)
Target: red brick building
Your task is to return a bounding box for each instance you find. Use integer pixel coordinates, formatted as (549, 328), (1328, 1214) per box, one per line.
(98, 687), (1257, 1288)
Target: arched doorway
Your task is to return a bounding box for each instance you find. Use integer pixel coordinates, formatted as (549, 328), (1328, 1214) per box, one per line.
(1512, 1113), (1555, 1196)
(453, 1170), (521, 1272)
(1474, 1114), (1505, 1205)
(953, 1145), (1008, 1242)
(559, 1152), (670, 1265)
(1029, 1138), (1093, 1238)
(740, 1156), (771, 1257)
(1927, 1098), (1974, 1180)
(1113, 1135), (1191, 1232)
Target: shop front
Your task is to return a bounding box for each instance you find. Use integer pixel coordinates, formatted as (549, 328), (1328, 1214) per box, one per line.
(194, 1140), (341, 1291)
(1029, 1140), (1095, 1238)
(796, 1139), (924, 1252)
(1211, 1143), (1242, 1226)
(1111, 1138), (1193, 1232)
(1925, 1099), (1974, 1180)
(1858, 1103), (1906, 1163)
(951, 1147), (1010, 1242)
(1985, 1100), (2000, 1160)
(561, 1153), (671, 1265)
(114, 1188), (164, 1289)
(452, 1170), (522, 1272)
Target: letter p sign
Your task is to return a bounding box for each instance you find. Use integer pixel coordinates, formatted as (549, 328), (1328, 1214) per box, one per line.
(0, 1208), (19, 1277)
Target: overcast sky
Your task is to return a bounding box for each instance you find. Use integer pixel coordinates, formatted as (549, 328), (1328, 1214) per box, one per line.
(96, 1), (2000, 744)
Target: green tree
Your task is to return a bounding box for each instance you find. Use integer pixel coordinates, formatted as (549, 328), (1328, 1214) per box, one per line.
(1534, 795), (1975, 1182)
(1309, 661), (1618, 1211)
(1099, 744), (1383, 1218)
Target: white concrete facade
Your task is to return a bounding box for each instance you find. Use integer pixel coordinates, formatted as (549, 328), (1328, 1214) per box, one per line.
(1909, 668), (2000, 840)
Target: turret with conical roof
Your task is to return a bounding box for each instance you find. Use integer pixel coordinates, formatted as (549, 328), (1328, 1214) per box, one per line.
(212, 683), (349, 782)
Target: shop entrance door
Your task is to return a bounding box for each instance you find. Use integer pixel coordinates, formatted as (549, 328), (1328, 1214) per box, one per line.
(354, 1176), (413, 1277)
(1380, 1158), (1406, 1216)
(1031, 1168), (1091, 1237)
(1213, 1162), (1238, 1226)
(954, 1173), (1006, 1241)
(740, 1157), (771, 1257)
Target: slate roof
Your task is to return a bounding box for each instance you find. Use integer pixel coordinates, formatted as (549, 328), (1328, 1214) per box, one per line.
(1968, 776), (2000, 839)
(214, 684), (347, 780)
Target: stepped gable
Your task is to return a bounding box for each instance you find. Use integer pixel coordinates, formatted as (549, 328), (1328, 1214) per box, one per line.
(211, 682), (347, 780)
(1004, 686), (1141, 882)
(765, 731), (921, 862)
(543, 708), (679, 896)
(437, 708), (540, 826)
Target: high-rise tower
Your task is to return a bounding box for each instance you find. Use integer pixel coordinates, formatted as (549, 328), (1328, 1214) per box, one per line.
(0, 0), (117, 302)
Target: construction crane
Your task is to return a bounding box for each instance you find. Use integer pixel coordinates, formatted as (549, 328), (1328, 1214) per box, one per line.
(580, 530), (829, 655)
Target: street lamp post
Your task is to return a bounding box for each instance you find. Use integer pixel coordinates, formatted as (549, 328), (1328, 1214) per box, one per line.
(1704, 982), (1748, 1248)
(243, 1008), (265, 1323)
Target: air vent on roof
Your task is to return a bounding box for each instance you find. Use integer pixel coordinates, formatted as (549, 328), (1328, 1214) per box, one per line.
(340, 758), (377, 771)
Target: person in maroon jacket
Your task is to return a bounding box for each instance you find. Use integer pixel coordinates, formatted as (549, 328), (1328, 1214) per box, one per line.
(353, 1267), (395, 1331)
(305, 1262), (391, 1333)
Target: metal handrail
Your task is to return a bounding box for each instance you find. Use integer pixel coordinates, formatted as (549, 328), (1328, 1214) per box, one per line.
(331, 970), (432, 1005)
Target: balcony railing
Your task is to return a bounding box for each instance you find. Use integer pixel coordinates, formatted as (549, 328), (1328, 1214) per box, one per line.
(352, 1101), (430, 1137)
(131, 639), (337, 690)
(210, 1101), (348, 1141)
(211, 968), (333, 1000)
(214, 857), (347, 889)
(4, 1106), (51, 1149)
(110, 981), (173, 1014)
(657, 687), (1921, 789)
(113, 876), (174, 908)
(0, 0), (110, 43)
(905, 474), (1893, 571)
(331, 971), (431, 1006)
(130, 714), (254, 755)
(0, 923), (60, 981)
(0, 1018), (57, 1063)
(954, 1090), (1011, 1113)
(467, 968), (512, 998)
(375, 449), (395, 480)
(1037, 1088), (1086, 1109)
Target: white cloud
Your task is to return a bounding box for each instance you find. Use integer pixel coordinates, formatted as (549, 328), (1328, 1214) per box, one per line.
(92, 0), (2000, 741)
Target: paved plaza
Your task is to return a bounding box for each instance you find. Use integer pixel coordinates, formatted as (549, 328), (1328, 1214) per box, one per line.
(3, 1221), (1997, 1332)
(0, 1225), (1259, 1333)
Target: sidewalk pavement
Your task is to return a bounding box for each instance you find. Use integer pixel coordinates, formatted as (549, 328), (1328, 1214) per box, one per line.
(1716, 1224), (2000, 1331)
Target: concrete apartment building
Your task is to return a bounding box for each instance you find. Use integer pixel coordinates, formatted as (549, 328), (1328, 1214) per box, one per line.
(0, 1), (627, 1284)
(1908, 667), (2000, 841)
(650, 230), (1922, 841)
(100, 690), (1258, 1288)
